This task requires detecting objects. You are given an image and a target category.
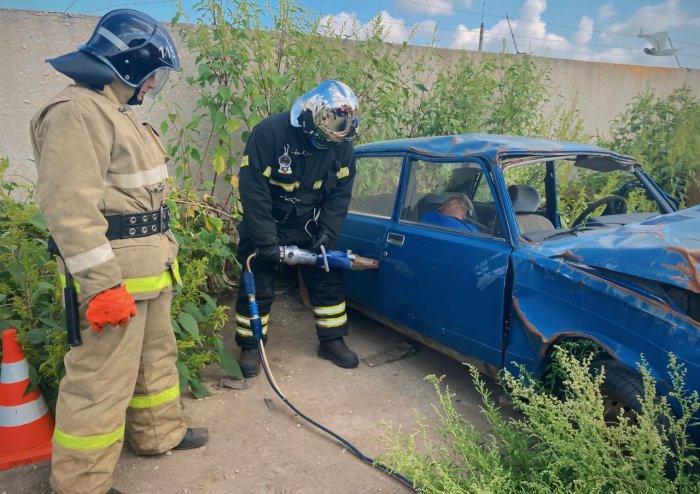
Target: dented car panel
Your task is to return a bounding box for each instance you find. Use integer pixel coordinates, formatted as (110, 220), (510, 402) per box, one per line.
(561, 206), (700, 293)
(505, 245), (700, 390)
(338, 134), (699, 434)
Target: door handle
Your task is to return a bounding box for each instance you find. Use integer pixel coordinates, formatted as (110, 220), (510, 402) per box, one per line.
(387, 232), (405, 246)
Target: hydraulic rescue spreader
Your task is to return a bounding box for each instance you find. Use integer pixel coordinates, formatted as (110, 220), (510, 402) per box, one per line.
(242, 246), (414, 490)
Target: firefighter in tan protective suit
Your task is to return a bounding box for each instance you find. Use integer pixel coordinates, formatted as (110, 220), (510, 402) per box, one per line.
(30, 10), (207, 494)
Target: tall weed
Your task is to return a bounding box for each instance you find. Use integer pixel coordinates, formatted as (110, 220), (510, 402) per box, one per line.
(600, 85), (700, 207)
(379, 351), (700, 493)
(170, 0), (587, 213)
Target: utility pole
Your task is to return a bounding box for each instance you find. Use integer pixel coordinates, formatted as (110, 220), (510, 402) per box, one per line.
(506, 13), (520, 54)
(478, 1), (485, 52)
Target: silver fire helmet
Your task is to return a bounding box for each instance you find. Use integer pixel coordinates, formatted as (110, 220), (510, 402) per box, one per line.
(290, 80), (360, 149)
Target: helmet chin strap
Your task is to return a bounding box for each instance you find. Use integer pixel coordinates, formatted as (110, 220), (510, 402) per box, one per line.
(127, 86), (142, 105)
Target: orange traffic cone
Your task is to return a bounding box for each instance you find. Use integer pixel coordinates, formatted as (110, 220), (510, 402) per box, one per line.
(0, 328), (54, 470)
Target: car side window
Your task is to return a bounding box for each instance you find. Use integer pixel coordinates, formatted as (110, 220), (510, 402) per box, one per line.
(348, 155), (403, 218)
(400, 159), (503, 237)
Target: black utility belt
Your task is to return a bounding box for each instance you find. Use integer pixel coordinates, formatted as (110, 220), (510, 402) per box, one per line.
(105, 205), (170, 240)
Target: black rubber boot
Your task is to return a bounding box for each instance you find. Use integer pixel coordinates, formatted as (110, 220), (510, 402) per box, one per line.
(317, 337), (359, 368)
(239, 348), (260, 378)
(174, 427), (208, 450)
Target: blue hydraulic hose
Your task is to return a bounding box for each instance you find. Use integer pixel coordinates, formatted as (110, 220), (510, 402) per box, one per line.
(244, 253), (415, 491)
(243, 271), (264, 341)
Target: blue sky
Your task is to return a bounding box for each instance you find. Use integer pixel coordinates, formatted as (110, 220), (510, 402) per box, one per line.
(2, 0), (699, 69)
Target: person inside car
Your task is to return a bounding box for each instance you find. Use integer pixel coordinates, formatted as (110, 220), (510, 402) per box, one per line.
(420, 194), (479, 232)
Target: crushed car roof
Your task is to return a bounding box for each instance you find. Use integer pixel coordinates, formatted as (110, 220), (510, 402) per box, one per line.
(355, 134), (636, 167)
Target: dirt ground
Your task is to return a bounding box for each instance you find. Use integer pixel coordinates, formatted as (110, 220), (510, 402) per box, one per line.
(1, 281), (504, 494)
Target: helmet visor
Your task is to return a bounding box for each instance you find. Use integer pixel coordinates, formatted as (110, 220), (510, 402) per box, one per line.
(150, 67), (170, 97)
(316, 106), (359, 143)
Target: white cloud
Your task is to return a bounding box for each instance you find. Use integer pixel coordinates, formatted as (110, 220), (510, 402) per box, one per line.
(598, 2), (615, 22)
(573, 16), (594, 45)
(603, 0), (700, 40)
(450, 23), (481, 50)
(322, 0), (690, 69)
(412, 19), (440, 46)
(375, 10), (413, 44)
(583, 46), (677, 68)
(319, 11), (357, 39)
(394, 0), (454, 16)
(450, 0), (573, 53)
(320, 10), (417, 45)
(521, 0), (547, 21)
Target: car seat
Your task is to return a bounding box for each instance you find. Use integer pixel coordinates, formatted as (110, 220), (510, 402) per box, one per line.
(507, 185), (554, 233)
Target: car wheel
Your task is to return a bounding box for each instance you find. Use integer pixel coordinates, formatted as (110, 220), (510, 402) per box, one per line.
(591, 358), (644, 424)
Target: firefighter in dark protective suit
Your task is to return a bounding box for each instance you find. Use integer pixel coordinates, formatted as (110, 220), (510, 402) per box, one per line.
(30, 10), (207, 494)
(235, 80), (360, 378)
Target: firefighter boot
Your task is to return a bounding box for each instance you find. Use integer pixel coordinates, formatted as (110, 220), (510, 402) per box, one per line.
(239, 348), (260, 378)
(317, 337), (359, 368)
(174, 427), (208, 450)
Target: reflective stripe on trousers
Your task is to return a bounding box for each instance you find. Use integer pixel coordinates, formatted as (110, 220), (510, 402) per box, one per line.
(49, 289), (186, 494)
(54, 424), (125, 451)
(314, 302), (347, 329)
(129, 383), (179, 409)
(235, 312), (270, 338)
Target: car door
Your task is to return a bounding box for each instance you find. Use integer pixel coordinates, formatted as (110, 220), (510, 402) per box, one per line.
(339, 153), (405, 313)
(378, 155), (512, 366)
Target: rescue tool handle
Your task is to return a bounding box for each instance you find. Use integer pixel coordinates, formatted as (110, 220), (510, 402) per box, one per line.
(48, 236), (82, 346)
(280, 245), (377, 271)
(63, 270), (82, 347)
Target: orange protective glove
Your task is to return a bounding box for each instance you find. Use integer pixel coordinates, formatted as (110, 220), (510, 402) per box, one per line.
(85, 284), (137, 332)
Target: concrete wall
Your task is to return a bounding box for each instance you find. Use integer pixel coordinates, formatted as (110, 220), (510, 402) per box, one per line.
(2, 8), (699, 184)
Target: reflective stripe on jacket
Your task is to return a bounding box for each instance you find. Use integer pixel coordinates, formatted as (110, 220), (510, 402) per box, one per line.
(30, 82), (178, 302)
(237, 111), (356, 246)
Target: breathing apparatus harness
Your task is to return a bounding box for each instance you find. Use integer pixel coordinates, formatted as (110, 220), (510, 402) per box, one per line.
(243, 248), (414, 490)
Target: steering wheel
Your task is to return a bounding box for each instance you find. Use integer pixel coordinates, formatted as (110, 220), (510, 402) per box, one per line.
(572, 195), (627, 228)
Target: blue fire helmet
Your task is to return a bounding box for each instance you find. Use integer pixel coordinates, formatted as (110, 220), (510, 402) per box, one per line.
(290, 80), (360, 149)
(48, 9), (179, 95)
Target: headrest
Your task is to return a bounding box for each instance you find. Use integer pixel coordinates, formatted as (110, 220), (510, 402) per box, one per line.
(508, 185), (541, 213)
(422, 192), (457, 206)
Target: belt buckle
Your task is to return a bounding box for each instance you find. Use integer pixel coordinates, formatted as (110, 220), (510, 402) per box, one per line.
(159, 204), (164, 233)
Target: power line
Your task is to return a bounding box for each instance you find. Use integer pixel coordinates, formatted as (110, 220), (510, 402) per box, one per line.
(58, 1), (700, 64)
(59, 0), (700, 52)
(71, 0), (176, 15)
(322, 12), (699, 56)
(396, 0), (700, 48)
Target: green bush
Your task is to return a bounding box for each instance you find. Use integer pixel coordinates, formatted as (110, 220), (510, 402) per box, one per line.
(0, 157), (239, 405)
(169, 0), (588, 213)
(600, 85), (700, 207)
(378, 351), (700, 493)
(0, 157), (65, 409)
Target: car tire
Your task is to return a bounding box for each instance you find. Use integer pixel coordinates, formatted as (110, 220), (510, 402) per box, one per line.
(591, 358), (644, 424)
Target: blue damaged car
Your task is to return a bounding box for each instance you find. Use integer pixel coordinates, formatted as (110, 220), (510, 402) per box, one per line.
(338, 134), (699, 423)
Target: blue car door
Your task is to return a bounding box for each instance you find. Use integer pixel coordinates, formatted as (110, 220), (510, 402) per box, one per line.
(339, 154), (406, 313)
(377, 156), (512, 367)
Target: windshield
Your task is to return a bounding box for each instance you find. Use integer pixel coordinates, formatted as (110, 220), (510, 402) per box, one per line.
(503, 157), (669, 241)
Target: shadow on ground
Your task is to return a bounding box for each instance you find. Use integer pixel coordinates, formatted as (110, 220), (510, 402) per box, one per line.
(1, 281), (507, 494)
